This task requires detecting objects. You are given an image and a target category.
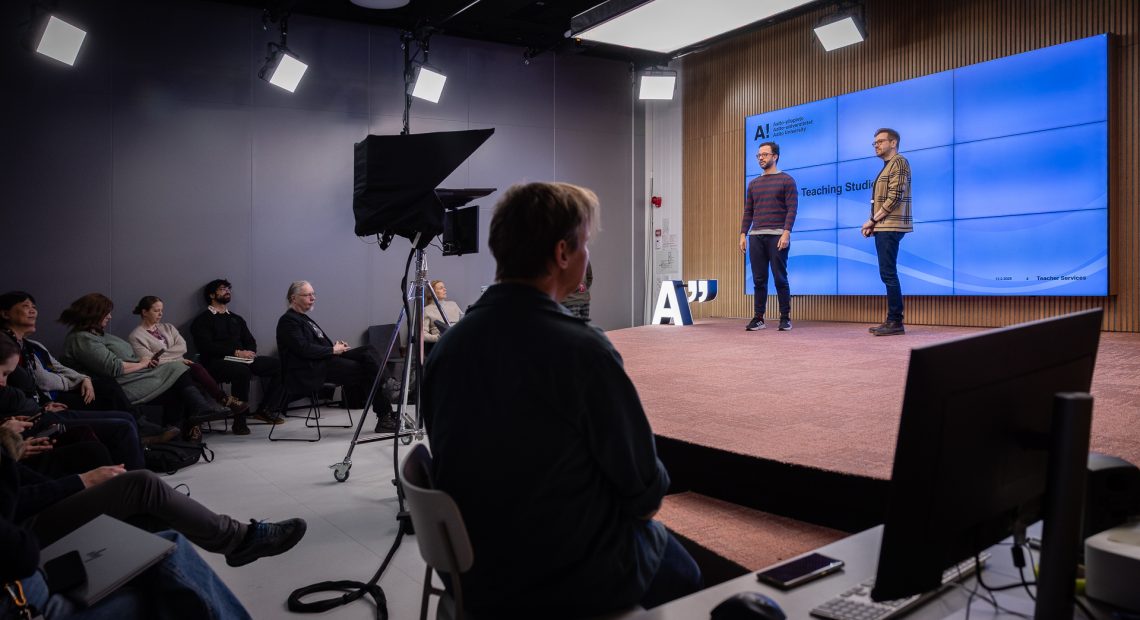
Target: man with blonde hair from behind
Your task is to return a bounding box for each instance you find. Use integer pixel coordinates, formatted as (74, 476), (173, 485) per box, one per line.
(423, 182), (702, 618)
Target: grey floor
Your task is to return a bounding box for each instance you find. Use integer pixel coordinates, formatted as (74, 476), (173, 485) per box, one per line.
(164, 407), (438, 619)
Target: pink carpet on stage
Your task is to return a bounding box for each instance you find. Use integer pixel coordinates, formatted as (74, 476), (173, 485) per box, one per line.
(608, 319), (1140, 481)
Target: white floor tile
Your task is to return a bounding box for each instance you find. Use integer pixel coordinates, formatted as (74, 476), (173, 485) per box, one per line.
(165, 414), (431, 619)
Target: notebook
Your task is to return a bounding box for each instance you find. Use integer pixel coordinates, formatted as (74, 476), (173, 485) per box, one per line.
(39, 514), (176, 606)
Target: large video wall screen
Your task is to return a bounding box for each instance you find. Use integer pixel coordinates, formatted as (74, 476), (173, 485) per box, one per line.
(743, 34), (1108, 296)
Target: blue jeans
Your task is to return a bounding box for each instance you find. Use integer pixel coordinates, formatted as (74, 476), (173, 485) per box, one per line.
(19, 531), (250, 620)
(874, 231), (906, 322)
(748, 234), (791, 319)
(42, 409), (144, 470)
(639, 529), (703, 609)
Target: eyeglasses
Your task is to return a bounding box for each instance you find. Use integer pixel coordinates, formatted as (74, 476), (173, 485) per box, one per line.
(872, 139), (891, 146)
(216, 286), (232, 292)
(757, 153), (774, 159)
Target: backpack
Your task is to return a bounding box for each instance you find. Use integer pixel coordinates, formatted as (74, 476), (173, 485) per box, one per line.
(144, 440), (215, 474)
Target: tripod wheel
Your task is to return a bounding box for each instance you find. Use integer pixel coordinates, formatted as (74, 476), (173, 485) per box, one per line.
(400, 433), (413, 446)
(332, 462), (351, 482)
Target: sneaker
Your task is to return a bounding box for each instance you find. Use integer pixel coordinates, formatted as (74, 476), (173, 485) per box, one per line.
(745, 317), (766, 331)
(226, 518), (307, 567)
(251, 410), (285, 425)
(871, 320), (906, 336)
(232, 420), (251, 436)
(778, 318), (792, 331)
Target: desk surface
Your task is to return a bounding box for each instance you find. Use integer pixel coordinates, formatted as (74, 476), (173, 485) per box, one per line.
(617, 526), (1114, 619)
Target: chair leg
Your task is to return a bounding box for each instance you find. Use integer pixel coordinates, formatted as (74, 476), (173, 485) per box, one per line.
(305, 385), (353, 429)
(269, 392), (321, 442)
(420, 565), (433, 620)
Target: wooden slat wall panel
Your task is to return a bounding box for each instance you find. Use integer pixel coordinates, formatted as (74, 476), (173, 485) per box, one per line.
(682, 0), (1140, 331)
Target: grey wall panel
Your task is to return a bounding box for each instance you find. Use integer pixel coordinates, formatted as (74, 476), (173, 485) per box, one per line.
(464, 122), (557, 302)
(365, 28), (407, 120)
(112, 0), (250, 107)
(109, 101), (253, 341)
(250, 108), (372, 349)
(555, 129), (635, 331)
(469, 42), (555, 128)
(1, 93), (113, 352)
(553, 55), (634, 137)
(468, 121), (556, 189)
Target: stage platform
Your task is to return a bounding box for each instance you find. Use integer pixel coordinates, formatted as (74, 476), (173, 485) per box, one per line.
(608, 318), (1140, 535)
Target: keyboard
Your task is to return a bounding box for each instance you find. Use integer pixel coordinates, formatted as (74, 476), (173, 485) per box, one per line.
(809, 552), (991, 620)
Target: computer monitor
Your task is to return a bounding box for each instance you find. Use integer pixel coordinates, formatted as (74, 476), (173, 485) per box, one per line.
(872, 308), (1103, 616)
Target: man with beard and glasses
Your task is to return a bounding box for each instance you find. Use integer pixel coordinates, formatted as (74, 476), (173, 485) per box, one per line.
(190, 279), (282, 433)
(739, 141), (798, 332)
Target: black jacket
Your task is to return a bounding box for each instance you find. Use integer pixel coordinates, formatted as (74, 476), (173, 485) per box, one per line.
(275, 309), (335, 394)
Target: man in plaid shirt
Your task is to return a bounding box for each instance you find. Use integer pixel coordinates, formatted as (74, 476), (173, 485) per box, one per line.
(861, 127), (912, 336)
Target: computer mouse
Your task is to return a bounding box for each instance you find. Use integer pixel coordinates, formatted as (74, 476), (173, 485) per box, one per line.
(709, 591), (786, 620)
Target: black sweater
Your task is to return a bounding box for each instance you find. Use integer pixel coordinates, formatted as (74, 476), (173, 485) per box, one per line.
(190, 309), (258, 365)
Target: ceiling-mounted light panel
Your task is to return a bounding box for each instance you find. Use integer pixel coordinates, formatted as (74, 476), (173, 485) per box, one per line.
(574, 0), (816, 54)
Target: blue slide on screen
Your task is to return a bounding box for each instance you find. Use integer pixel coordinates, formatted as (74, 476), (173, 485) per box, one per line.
(742, 33), (1108, 297)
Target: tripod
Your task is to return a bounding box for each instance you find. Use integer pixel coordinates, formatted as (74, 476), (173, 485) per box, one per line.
(329, 241), (453, 482)
(289, 241), (453, 617)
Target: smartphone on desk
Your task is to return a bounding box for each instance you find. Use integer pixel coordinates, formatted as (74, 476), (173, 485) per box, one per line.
(756, 552), (845, 590)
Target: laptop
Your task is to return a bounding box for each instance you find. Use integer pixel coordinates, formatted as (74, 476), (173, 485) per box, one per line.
(39, 514), (177, 606)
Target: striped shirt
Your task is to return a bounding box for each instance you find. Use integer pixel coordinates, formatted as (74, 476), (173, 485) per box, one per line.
(741, 172), (798, 235)
(871, 153), (913, 233)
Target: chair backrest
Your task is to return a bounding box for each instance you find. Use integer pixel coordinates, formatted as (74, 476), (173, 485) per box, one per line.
(366, 323), (401, 366)
(399, 444), (474, 575)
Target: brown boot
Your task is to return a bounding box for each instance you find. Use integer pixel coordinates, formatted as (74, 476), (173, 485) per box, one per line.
(222, 395), (250, 416)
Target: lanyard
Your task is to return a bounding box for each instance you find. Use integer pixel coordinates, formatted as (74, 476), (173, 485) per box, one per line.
(3, 581), (41, 620)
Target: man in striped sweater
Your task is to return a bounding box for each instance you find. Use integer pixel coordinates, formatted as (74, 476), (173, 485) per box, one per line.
(861, 127), (913, 336)
(739, 141), (798, 332)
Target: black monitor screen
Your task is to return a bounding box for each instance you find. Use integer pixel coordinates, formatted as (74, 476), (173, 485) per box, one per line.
(872, 308), (1103, 601)
(442, 205), (479, 256)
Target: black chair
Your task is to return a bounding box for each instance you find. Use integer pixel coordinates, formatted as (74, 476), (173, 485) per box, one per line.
(268, 343), (353, 443)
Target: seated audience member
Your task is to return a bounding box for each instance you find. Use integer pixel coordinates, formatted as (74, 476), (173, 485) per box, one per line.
(561, 261), (593, 320)
(1, 416), (113, 479)
(0, 329), (146, 471)
(57, 293), (228, 439)
(422, 182), (702, 618)
(423, 280), (463, 344)
(276, 281), (398, 431)
(190, 279), (283, 424)
(2, 462), (252, 620)
(128, 296), (252, 435)
(0, 291), (133, 412)
(0, 426), (303, 619)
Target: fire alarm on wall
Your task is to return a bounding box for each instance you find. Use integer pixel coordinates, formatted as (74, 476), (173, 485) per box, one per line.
(651, 196), (662, 207)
